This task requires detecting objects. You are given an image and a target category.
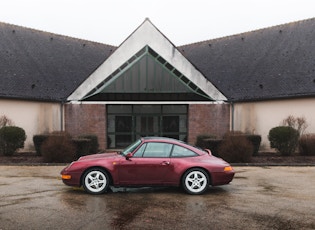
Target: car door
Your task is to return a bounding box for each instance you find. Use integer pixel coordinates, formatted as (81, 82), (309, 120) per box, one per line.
(135, 142), (173, 184)
(118, 142), (173, 185)
(117, 155), (138, 184)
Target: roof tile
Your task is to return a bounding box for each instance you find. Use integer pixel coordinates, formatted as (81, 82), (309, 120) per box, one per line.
(0, 22), (116, 101)
(179, 18), (315, 101)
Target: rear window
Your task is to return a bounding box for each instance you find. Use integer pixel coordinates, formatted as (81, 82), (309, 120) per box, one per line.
(171, 145), (197, 157)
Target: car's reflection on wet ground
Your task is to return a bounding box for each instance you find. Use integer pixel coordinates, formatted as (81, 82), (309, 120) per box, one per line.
(1, 166), (315, 229)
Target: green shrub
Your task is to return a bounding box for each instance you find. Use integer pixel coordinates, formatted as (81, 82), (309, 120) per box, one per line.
(268, 126), (299, 156)
(41, 132), (76, 163)
(298, 134), (315, 156)
(33, 134), (49, 156)
(78, 134), (99, 153)
(218, 132), (253, 163)
(0, 126), (26, 156)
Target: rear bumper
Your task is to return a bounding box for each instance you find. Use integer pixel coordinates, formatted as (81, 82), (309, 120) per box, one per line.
(211, 171), (235, 186)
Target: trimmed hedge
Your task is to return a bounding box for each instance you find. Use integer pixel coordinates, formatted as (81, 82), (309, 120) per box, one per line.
(34, 133), (99, 161)
(196, 132), (261, 157)
(33, 134), (49, 156)
(196, 134), (217, 148)
(246, 135), (261, 156)
(196, 137), (221, 157)
(41, 132), (76, 163)
(299, 134), (315, 156)
(218, 132), (253, 163)
(78, 134), (99, 154)
(268, 126), (299, 156)
(0, 126), (26, 156)
(72, 138), (91, 158)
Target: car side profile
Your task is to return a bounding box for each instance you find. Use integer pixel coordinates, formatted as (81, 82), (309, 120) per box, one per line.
(61, 137), (235, 195)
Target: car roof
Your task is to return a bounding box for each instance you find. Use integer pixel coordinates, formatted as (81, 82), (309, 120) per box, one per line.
(142, 136), (184, 143)
(141, 136), (206, 155)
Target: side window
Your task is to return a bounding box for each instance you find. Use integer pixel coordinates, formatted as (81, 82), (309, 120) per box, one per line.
(142, 142), (172, 158)
(171, 145), (197, 157)
(133, 143), (147, 157)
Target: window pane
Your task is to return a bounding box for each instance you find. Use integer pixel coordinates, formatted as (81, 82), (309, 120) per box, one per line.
(122, 139), (142, 155)
(171, 145), (197, 157)
(116, 116), (132, 132)
(136, 116), (159, 135)
(143, 143), (172, 158)
(133, 143), (146, 157)
(179, 115), (187, 132)
(162, 116), (179, 132)
(107, 134), (115, 148)
(116, 135), (132, 148)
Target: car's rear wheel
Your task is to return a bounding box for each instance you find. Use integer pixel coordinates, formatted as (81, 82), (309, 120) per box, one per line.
(182, 168), (209, 195)
(82, 168), (109, 194)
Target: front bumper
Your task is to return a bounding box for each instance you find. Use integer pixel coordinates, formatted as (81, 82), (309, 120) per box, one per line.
(60, 167), (82, 187)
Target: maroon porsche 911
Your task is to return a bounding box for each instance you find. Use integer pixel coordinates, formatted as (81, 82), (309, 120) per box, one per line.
(61, 137), (234, 195)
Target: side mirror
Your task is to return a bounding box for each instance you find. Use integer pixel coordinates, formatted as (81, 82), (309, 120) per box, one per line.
(125, 152), (133, 160)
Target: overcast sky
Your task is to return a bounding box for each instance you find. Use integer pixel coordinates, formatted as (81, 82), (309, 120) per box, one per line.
(0, 0), (314, 46)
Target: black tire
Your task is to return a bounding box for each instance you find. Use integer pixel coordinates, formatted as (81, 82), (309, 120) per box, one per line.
(82, 168), (109, 194)
(182, 168), (209, 195)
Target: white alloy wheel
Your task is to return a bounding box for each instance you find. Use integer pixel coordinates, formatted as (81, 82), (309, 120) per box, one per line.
(183, 169), (209, 195)
(83, 169), (109, 194)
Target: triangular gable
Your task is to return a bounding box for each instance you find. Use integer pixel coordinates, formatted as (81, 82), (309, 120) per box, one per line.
(67, 19), (227, 101)
(83, 45), (212, 101)
(99, 49), (192, 94)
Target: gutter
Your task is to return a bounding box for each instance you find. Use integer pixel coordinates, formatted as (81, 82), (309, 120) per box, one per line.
(231, 102), (234, 131)
(60, 101), (65, 131)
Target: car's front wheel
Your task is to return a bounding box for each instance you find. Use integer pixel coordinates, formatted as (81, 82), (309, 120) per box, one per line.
(182, 168), (209, 195)
(82, 168), (109, 194)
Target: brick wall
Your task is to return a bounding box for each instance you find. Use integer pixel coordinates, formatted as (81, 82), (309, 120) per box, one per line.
(65, 103), (230, 149)
(188, 104), (230, 145)
(65, 104), (107, 150)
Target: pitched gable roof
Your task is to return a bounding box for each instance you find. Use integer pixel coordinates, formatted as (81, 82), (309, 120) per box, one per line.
(2, 18), (315, 103)
(67, 19), (227, 101)
(179, 18), (315, 101)
(0, 22), (116, 101)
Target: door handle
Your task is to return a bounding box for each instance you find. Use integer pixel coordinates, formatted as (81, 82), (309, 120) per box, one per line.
(161, 161), (170, 165)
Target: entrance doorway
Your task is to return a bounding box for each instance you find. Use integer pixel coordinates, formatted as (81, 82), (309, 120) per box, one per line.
(107, 105), (187, 148)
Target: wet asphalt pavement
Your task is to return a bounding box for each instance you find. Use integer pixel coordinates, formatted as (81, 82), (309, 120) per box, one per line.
(0, 166), (315, 230)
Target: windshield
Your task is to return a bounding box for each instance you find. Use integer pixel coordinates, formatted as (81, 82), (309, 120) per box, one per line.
(121, 139), (142, 156)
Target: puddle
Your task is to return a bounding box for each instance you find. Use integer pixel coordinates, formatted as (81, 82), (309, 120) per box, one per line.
(234, 176), (248, 179)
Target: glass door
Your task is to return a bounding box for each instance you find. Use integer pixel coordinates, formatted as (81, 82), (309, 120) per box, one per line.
(135, 116), (159, 138)
(107, 105), (187, 148)
(162, 116), (179, 140)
